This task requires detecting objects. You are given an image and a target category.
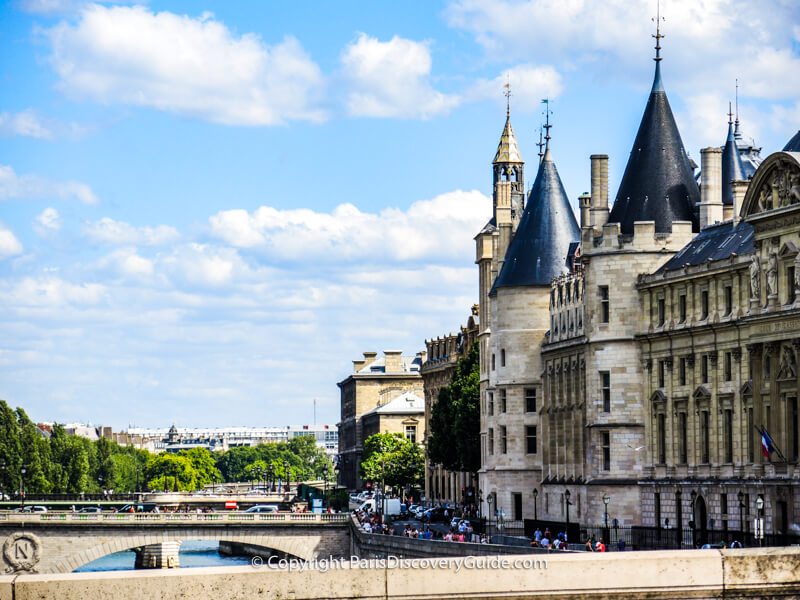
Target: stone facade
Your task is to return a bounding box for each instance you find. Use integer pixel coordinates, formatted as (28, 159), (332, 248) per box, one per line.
(421, 309), (479, 506)
(337, 351), (424, 490)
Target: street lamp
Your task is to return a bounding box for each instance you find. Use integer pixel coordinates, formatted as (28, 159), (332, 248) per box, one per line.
(20, 466), (27, 509)
(0, 461), (6, 503)
(603, 493), (610, 529)
(533, 488), (539, 521)
(564, 489), (572, 526)
(756, 495), (765, 547)
(284, 461), (291, 491)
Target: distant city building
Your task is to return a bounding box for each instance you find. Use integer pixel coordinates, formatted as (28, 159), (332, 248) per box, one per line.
(126, 425), (338, 455)
(337, 350), (425, 490)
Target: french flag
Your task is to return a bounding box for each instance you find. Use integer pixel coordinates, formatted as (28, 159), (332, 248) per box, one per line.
(761, 427), (775, 458)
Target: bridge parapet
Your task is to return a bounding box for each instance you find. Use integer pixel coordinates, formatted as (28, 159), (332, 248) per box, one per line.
(0, 512), (348, 526)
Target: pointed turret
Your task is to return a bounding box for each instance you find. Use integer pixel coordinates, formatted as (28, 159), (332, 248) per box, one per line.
(607, 32), (699, 234)
(721, 108), (746, 206)
(493, 112), (523, 165)
(492, 94), (525, 233)
(491, 145), (580, 290)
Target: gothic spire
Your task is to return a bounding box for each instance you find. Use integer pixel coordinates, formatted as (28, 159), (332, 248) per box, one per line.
(606, 18), (699, 234)
(722, 102), (746, 206)
(493, 88), (523, 165)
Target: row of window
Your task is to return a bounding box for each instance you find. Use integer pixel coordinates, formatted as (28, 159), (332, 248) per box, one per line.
(486, 389), (537, 415)
(487, 425), (537, 455)
(656, 352), (737, 387)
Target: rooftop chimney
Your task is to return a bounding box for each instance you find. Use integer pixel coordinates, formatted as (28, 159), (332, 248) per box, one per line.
(384, 350), (402, 373)
(590, 154), (609, 232)
(700, 147), (723, 229)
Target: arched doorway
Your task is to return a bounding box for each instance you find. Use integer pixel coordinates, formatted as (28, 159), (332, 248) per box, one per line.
(693, 495), (708, 547)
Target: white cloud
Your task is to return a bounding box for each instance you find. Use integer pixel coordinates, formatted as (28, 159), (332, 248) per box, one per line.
(4, 277), (106, 307)
(34, 207), (62, 234)
(95, 247), (155, 279)
(468, 64), (564, 110)
(45, 5), (326, 125)
(209, 189), (491, 262)
(0, 109), (53, 139)
(0, 223), (23, 259)
(340, 33), (460, 119)
(82, 217), (180, 246)
(445, 0), (800, 100)
(0, 164), (98, 204)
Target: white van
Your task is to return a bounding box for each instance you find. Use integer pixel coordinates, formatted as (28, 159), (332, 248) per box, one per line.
(358, 498), (401, 516)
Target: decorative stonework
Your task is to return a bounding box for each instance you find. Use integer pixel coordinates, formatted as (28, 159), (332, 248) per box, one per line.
(3, 532), (41, 573)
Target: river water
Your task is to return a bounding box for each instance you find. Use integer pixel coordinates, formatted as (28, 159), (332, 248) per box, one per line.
(74, 540), (252, 572)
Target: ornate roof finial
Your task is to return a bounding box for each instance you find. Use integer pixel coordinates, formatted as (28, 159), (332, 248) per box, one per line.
(652, 0), (664, 63)
(734, 78), (742, 139)
(542, 98), (552, 151)
(728, 101), (734, 125)
(537, 126), (545, 164)
(504, 75), (512, 118)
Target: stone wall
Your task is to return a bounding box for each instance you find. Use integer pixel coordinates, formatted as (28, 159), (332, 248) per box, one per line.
(3, 547), (799, 600)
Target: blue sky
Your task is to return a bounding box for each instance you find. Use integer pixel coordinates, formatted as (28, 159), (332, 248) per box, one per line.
(1, 0), (798, 429)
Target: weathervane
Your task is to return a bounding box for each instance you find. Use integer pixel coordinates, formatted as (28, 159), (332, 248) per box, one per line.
(504, 75), (512, 117)
(652, 0), (665, 62)
(542, 98), (552, 150)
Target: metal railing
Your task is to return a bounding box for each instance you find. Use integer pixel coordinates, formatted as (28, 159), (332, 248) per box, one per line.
(0, 511), (349, 524)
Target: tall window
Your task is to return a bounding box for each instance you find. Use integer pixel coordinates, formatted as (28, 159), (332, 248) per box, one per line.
(525, 388), (537, 413)
(488, 428), (494, 455)
(747, 407), (754, 462)
(721, 493), (728, 521)
(701, 411), (710, 463)
(680, 357), (687, 386)
(679, 294), (687, 323)
(724, 285), (733, 316)
(791, 397), (799, 461)
(724, 352), (732, 382)
(492, 354), (496, 370)
(602, 431), (610, 471)
(657, 413), (666, 464)
(724, 409), (733, 462)
(658, 360), (666, 388)
(526, 426), (537, 454)
(599, 286), (610, 323)
(701, 289), (709, 320)
(488, 392), (494, 416)
(501, 349), (506, 367)
(601, 371), (611, 412)
(500, 426), (507, 454)
(657, 298), (665, 326)
(405, 425), (417, 444)
(500, 389), (507, 413)
(679, 412), (688, 464)
(789, 267), (797, 305)
(701, 355), (709, 384)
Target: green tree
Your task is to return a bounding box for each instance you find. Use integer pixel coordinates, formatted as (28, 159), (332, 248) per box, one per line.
(427, 341), (480, 474)
(145, 453), (196, 491)
(215, 446), (258, 482)
(360, 432), (423, 490)
(94, 437), (117, 491)
(16, 408), (49, 493)
(179, 447), (221, 489)
(0, 401), (21, 497)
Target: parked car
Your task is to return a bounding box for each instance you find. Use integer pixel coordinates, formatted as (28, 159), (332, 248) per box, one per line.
(408, 504), (424, 519)
(76, 506), (103, 513)
(12, 505), (48, 513)
(116, 502), (158, 513)
(244, 504), (279, 514)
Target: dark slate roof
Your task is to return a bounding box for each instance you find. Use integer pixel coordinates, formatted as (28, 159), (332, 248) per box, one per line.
(656, 220), (753, 273)
(784, 130), (800, 152)
(491, 148), (580, 292)
(607, 62), (700, 234)
(722, 120), (746, 206)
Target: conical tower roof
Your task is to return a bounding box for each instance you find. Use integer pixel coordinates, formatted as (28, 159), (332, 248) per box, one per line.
(493, 111), (523, 164)
(784, 130), (800, 152)
(491, 147), (580, 291)
(722, 117), (746, 206)
(607, 60), (699, 233)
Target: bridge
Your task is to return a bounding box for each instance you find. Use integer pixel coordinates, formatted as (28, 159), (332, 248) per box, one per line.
(0, 512), (350, 574)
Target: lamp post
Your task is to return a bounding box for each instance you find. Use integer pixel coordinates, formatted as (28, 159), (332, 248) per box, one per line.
(603, 494), (610, 529)
(283, 461), (291, 495)
(737, 491), (745, 542)
(533, 488), (539, 521)
(268, 464), (274, 492)
(756, 495), (765, 547)
(564, 489), (572, 526)
(487, 494), (494, 539)
(20, 466), (27, 509)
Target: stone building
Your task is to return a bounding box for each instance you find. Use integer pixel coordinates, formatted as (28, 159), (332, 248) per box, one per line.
(421, 308), (479, 506)
(474, 25), (800, 539)
(337, 350), (424, 490)
(361, 390), (425, 446)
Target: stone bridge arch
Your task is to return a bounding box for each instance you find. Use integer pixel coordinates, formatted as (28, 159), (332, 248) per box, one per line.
(58, 530), (319, 573)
